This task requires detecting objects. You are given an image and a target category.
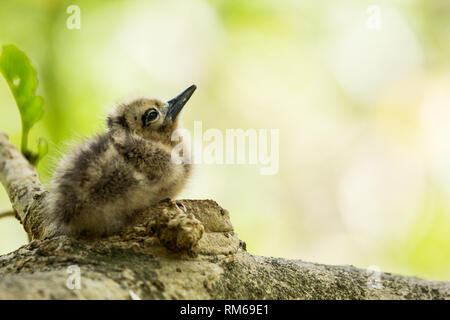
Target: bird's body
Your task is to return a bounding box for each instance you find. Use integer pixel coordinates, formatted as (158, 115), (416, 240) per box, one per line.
(47, 86), (196, 237)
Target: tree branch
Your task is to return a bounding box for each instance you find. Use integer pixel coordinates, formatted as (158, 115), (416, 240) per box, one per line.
(0, 231), (448, 299)
(0, 132), (51, 239)
(0, 131), (449, 299)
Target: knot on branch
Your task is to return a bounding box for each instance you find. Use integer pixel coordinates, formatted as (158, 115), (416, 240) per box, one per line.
(123, 199), (240, 255)
(147, 200), (204, 252)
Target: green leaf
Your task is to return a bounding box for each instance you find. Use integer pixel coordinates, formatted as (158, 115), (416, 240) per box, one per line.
(0, 44), (45, 164)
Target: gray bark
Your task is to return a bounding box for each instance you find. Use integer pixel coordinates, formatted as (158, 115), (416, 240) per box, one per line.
(0, 131), (449, 300)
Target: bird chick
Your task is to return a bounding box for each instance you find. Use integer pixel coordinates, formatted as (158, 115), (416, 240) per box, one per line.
(47, 85), (196, 238)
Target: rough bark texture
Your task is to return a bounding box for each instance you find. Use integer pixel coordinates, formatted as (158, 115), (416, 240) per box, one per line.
(0, 131), (449, 300)
(0, 132), (50, 239)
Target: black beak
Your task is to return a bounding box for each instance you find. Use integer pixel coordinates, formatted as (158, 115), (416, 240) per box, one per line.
(164, 85), (197, 123)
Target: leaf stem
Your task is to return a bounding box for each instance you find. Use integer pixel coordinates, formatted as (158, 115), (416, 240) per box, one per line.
(21, 125), (29, 156)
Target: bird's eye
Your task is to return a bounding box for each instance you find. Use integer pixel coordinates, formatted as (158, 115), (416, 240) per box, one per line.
(142, 108), (160, 126)
(148, 110), (159, 121)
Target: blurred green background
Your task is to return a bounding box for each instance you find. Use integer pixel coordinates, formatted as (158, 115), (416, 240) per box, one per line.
(1, 0), (450, 281)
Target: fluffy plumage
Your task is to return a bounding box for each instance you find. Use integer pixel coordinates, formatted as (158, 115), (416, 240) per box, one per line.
(48, 86), (195, 237)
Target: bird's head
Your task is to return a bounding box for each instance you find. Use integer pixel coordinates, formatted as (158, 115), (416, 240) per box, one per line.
(107, 85), (196, 146)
